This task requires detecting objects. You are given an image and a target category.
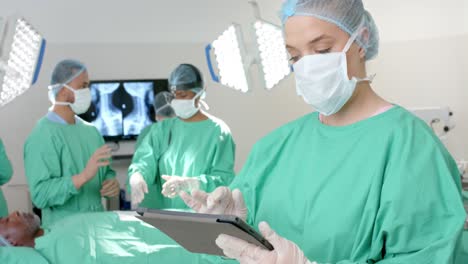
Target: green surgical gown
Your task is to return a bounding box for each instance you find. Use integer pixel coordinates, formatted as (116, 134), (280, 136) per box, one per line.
(229, 106), (465, 263)
(24, 117), (116, 227)
(135, 124), (152, 149)
(457, 191), (468, 263)
(128, 116), (236, 210)
(0, 138), (13, 217)
(34, 211), (231, 264)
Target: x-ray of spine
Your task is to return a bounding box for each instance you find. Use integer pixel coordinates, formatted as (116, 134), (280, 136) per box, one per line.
(123, 82), (154, 135)
(90, 83), (123, 136)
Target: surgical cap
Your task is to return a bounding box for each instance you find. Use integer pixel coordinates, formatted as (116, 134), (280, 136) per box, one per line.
(168, 64), (204, 93)
(49, 59), (87, 99)
(281, 0), (379, 60)
(154, 91), (175, 117)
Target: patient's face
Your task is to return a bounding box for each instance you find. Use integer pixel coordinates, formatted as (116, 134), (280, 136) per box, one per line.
(0, 211), (41, 246)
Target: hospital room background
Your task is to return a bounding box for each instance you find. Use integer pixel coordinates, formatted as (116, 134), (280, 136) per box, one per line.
(0, 0), (467, 213)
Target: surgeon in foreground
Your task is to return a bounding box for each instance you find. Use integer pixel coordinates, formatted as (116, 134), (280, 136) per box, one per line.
(180, 0), (466, 263)
(24, 60), (119, 227)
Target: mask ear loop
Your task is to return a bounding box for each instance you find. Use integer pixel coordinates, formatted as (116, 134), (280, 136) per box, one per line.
(344, 18), (376, 84)
(194, 89), (210, 111)
(0, 235), (12, 247)
(52, 84), (75, 106)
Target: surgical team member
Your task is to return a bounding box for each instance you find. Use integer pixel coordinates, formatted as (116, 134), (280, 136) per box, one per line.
(132, 91), (176, 209)
(180, 1), (466, 263)
(0, 139), (13, 217)
(128, 63), (236, 209)
(24, 59), (119, 227)
(135, 91), (176, 149)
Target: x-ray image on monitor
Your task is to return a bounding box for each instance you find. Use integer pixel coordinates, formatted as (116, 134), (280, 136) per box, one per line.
(81, 82), (123, 137)
(79, 79), (167, 141)
(122, 82), (155, 136)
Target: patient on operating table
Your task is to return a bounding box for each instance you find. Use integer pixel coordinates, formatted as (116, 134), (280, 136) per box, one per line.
(0, 210), (231, 264)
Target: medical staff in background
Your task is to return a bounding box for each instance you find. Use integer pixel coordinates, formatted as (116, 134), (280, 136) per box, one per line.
(128, 63), (236, 210)
(0, 139), (13, 217)
(180, 1), (467, 263)
(135, 91), (176, 149)
(24, 59), (119, 227)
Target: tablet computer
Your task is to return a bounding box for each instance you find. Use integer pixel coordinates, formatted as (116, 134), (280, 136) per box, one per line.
(135, 209), (274, 256)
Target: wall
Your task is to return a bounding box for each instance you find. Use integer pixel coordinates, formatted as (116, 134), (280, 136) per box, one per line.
(1, 28), (468, 214)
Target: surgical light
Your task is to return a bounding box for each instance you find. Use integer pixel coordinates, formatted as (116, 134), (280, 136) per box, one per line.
(254, 20), (291, 90)
(205, 1), (291, 92)
(206, 25), (250, 93)
(0, 17), (46, 107)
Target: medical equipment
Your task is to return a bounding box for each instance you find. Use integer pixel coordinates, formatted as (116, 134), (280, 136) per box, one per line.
(410, 107), (455, 139)
(410, 107), (468, 188)
(205, 1), (291, 92)
(136, 209), (273, 256)
(0, 16), (46, 107)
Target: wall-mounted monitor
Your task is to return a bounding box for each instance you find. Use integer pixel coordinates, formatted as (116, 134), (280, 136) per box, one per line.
(79, 79), (169, 141)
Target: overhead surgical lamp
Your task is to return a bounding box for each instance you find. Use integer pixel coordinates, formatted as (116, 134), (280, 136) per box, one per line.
(205, 1), (291, 93)
(0, 16), (46, 107)
(206, 24), (250, 93)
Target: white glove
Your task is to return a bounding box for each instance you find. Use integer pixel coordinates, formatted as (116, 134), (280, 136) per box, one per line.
(161, 175), (200, 198)
(216, 221), (316, 264)
(129, 172), (148, 208)
(180, 186), (248, 221)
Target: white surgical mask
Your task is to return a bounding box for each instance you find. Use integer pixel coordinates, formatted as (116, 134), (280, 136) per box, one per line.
(53, 84), (92, 115)
(293, 25), (374, 116)
(171, 90), (204, 119)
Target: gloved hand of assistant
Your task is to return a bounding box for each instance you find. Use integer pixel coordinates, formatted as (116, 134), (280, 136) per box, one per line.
(180, 186), (247, 221)
(161, 175), (200, 198)
(129, 172), (148, 208)
(216, 221), (316, 264)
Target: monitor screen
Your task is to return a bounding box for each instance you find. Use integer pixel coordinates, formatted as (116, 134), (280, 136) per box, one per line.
(79, 79), (169, 141)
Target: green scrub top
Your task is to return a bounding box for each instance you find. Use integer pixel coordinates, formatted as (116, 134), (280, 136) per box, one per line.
(0, 138), (13, 217)
(230, 106), (465, 263)
(24, 117), (116, 227)
(135, 124), (152, 149)
(129, 116), (236, 210)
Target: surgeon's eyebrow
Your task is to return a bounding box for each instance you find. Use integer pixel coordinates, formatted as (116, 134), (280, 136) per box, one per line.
(307, 34), (333, 45)
(286, 34), (333, 50)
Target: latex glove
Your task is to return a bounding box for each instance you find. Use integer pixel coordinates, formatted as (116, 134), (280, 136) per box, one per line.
(180, 186), (247, 221)
(100, 178), (120, 197)
(161, 175), (200, 198)
(81, 145), (112, 181)
(129, 172), (148, 208)
(216, 221), (316, 264)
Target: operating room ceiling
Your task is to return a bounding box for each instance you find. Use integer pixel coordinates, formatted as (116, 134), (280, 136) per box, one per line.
(0, 0), (467, 44)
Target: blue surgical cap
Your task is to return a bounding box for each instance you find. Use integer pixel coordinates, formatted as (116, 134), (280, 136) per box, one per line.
(49, 59), (87, 99)
(281, 0), (379, 60)
(168, 64), (204, 93)
(154, 91), (175, 118)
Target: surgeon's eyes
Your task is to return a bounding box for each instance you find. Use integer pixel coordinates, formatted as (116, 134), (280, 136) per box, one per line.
(317, 48), (332, 54)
